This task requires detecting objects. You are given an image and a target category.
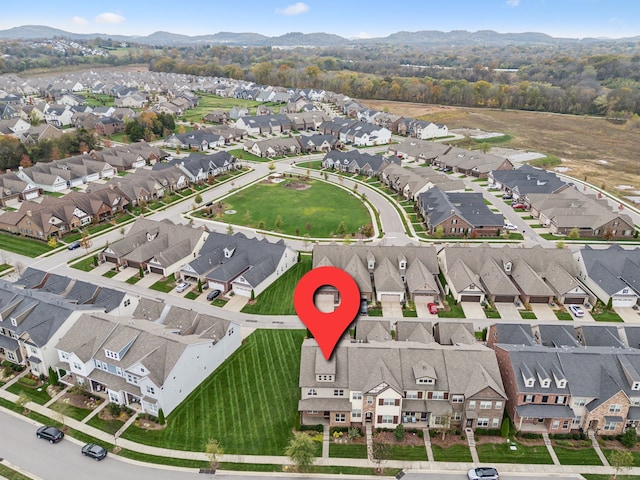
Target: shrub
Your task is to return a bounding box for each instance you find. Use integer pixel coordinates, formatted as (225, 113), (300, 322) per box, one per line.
(1, 360), (15, 368)
(394, 424), (405, 441)
(108, 402), (121, 416)
(348, 427), (362, 440)
(417, 430), (424, 438)
(18, 376), (38, 387)
(518, 432), (543, 439)
(620, 427), (638, 448)
(475, 428), (502, 436)
(300, 424), (323, 433)
(501, 418), (510, 438)
(158, 408), (165, 425)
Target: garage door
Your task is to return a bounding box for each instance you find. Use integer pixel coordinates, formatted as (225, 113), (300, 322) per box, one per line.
(380, 294), (402, 303)
(529, 296), (550, 303)
(460, 295), (481, 302)
(494, 295), (516, 303)
(149, 266), (164, 275)
(613, 297), (638, 308)
(564, 297), (585, 305)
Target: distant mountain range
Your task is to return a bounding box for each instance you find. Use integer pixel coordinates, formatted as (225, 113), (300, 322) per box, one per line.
(1, 25), (638, 47)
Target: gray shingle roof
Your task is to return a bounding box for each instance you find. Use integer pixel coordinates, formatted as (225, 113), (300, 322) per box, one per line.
(579, 245), (640, 296)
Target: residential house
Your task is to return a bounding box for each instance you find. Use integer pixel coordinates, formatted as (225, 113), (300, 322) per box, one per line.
(574, 245), (640, 308)
(55, 308), (241, 415)
(488, 164), (568, 199)
(179, 231), (298, 297)
(527, 189), (635, 239)
(406, 119), (449, 139)
(203, 110), (229, 124)
(382, 164), (465, 200)
(417, 188), (503, 237)
(244, 137), (301, 158)
(235, 115), (292, 136)
(297, 134), (340, 153)
(387, 139), (450, 163)
(99, 218), (209, 275)
(321, 150), (398, 177)
(156, 151), (237, 184)
(286, 111), (331, 131)
(299, 339), (506, 430)
(435, 148), (513, 178)
(163, 130), (225, 151)
(438, 245), (591, 305)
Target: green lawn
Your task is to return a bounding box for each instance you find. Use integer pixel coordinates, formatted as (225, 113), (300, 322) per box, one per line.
(242, 256), (312, 315)
(602, 447), (640, 466)
(476, 441), (553, 464)
(555, 311), (573, 321)
(6, 383), (51, 405)
(296, 160), (324, 170)
(520, 311), (537, 320)
(71, 256), (97, 272)
(0, 464), (33, 480)
(0, 263), (12, 274)
(0, 233), (53, 257)
(86, 415), (124, 435)
(120, 329), (305, 455)
(484, 309), (501, 319)
(553, 446), (603, 465)
(149, 274), (176, 293)
(431, 444), (473, 462)
(329, 443), (368, 458)
(180, 94), (280, 123)
(218, 179), (371, 238)
(103, 270), (118, 278)
(592, 311), (624, 322)
(387, 444), (428, 461)
(51, 401), (93, 422)
(228, 149), (270, 162)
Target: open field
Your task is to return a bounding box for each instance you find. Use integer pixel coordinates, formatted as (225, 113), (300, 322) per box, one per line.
(361, 100), (640, 198)
(181, 94), (281, 123)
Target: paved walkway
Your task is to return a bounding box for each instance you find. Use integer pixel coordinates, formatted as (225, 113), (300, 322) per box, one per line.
(421, 428), (434, 463)
(542, 432), (560, 465)
(588, 429), (610, 467)
(465, 427), (479, 464)
(365, 424), (373, 460)
(322, 425), (330, 458)
(43, 385), (70, 408)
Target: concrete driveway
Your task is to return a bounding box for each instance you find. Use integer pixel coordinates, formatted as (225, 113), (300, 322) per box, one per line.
(495, 302), (521, 321)
(415, 299), (438, 318)
(460, 302), (486, 319)
(223, 294), (249, 312)
(90, 262), (114, 276)
(530, 304), (557, 321)
(616, 307), (640, 323)
(382, 301), (403, 318)
(135, 272), (163, 288)
(315, 293), (335, 313)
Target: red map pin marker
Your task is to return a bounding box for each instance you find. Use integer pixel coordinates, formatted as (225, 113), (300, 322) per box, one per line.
(294, 266), (360, 360)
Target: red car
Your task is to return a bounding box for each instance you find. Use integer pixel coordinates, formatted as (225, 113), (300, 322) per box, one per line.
(512, 203), (527, 209)
(427, 302), (438, 315)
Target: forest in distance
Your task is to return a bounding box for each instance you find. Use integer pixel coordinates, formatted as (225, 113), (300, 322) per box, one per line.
(2, 36), (640, 118)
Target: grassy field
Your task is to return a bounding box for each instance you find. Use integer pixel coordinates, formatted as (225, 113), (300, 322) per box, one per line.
(0, 233), (54, 257)
(361, 100), (640, 198)
(241, 256), (312, 315)
(476, 441), (553, 464)
(328, 443), (368, 458)
(431, 444), (473, 462)
(387, 444), (428, 461)
(120, 329), (305, 455)
(7, 383), (52, 405)
(218, 179), (371, 238)
(180, 94), (281, 123)
(553, 446), (603, 465)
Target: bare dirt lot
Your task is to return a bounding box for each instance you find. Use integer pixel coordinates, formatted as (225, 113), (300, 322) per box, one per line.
(362, 100), (640, 198)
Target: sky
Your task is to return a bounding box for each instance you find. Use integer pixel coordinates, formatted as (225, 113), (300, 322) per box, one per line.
(0, 0), (639, 40)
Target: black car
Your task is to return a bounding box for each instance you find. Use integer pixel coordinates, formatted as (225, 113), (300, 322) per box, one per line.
(359, 299), (368, 316)
(67, 241), (81, 250)
(82, 443), (108, 461)
(207, 289), (222, 301)
(36, 426), (64, 443)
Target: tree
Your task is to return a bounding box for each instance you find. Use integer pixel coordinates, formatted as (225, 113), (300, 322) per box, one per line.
(275, 215), (283, 230)
(197, 278), (203, 293)
(54, 401), (73, 427)
(257, 219), (266, 230)
(226, 223), (234, 235)
(205, 438), (223, 471)
(434, 225), (444, 239)
(610, 449), (633, 479)
(13, 260), (25, 277)
(158, 408), (165, 426)
(360, 223), (374, 237)
(284, 432), (316, 472)
(336, 221), (346, 236)
(194, 193), (203, 205)
(568, 227), (580, 240)
(268, 161), (276, 172)
(15, 391), (29, 414)
(139, 265), (145, 278)
(394, 423), (405, 441)
(47, 237), (58, 248)
(48, 366), (59, 386)
(79, 229), (92, 252)
(620, 427), (638, 448)
(370, 433), (390, 474)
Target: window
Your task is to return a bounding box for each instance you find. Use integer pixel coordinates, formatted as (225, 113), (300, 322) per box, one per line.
(563, 420), (570, 429)
(541, 395), (549, 403)
(352, 409), (362, 418)
(452, 219), (457, 224)
(574, 398), (586, 407)
(631, 397), (640, 406)
(495, 401), (503, 410)
(556, 396), (566, 405)
(573, 415), (582, 426)
(367, 396), (373, 405)
(60, 352), (69, 360)
(477, 418), (489, 427)
(353, 392), (362, 400)
(452, 395), (464, 403)
(417, 378), (434, 384)
(525, 379), (535, 387)
(333, 389), (345, 397)
(468, 400), (476, 409)
(72, 362), (82, 370)
(228, 327), (235, 336)
(381, 415), (394, 424)
(146, 386), (155, 395)
(552, 420), (559, 429)
(307, 410), (318, 414)
(383, 398), (396, 406)
(453, 412), (462, 421)
(431, 392), (445, 400)
(480, 401), (492, 409)
(492, 418), (500, 428)
(124, 299), (131, 307)
(308, 389), (317, 396)
(609, 404), (622, 413)
(335, 413), (346, 423)
(524, 394), (534, 403)
(604, 421), (618, 431)
(406, 391), (419, 399)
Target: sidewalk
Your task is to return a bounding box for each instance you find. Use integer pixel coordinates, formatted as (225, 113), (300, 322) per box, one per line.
(1, 383), (640, 478)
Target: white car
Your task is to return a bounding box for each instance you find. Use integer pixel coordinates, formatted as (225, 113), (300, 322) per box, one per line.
(175, 281), (191, 293)
(468, 467), (499, 480)
(503, 223), (518, 231)
(568, 304), (585, 317)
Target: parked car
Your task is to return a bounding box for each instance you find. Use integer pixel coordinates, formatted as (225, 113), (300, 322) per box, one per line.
(81, 443), (107, 461)
(568, 304), (585, 317)
(468, 467), (500, 480)
(207, 289), (222, 301)
(175, 281), (191, 293)
(359, 299), (368, 316)
(487, 184), (501, 191)
(36, 426), (64, 443)
(67, 241), (81, 250)
(502, 194), (513, 200)
(503, 223), (518, 231)
(511, 203), (526, 209)
(427, 302), (438, 315)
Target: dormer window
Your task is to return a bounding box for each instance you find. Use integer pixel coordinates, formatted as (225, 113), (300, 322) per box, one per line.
(525, 379), (535, 388)
(633, 382), (640, 391)
(417, 378), (434, 385)
(558, 380), (567, 388)
(541, 379), (551, 388)
(105, 350), (120, 361)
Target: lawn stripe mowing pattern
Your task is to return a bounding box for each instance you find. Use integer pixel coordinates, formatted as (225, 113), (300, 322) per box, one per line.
(218, 179), (370, 238)
(120, 329), (305, 455)
(0, 233), (53, 257)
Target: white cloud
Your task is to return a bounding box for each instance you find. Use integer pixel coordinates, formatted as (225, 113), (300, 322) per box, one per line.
(276, 2), (310, 16)
(506, 0), (520, 6)
(71, 16), (87, 25)
(95, 12), (126, 24)
(355, 32), (373, 39)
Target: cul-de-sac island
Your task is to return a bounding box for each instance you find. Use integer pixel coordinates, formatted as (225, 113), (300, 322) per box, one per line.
(1, 14), (640, 480)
